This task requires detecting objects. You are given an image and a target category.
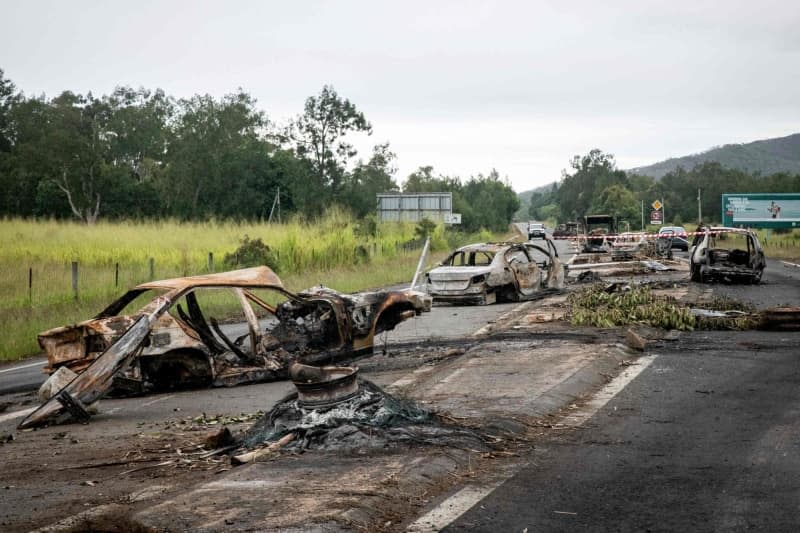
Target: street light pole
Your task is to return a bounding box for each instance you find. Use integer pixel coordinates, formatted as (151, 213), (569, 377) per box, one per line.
(641, 200), (644, 230)
(697, 188), (702, 224)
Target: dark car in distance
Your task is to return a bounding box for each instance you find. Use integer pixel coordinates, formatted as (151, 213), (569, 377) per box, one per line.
(658, 226), (690, 251)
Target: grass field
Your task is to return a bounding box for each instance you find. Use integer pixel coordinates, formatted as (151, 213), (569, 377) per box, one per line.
(0, 213), (499, 361)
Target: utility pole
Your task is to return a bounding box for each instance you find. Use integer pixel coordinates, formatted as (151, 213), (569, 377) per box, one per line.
(641, 200), (644, 230)
(697, 188), (702, 224)
(268, 187), (281, 223)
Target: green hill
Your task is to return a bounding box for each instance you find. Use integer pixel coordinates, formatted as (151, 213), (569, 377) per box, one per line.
(514, 182), (556, 220)
(629, 133), (800, 179)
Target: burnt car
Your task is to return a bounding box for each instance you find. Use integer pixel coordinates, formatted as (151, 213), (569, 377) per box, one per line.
(689, 227), (766, 283)
(425, 240), (565, 305)
(610, 231), (673, 260)
(553, 221), (582, 239)
(581, 214), (618, 253)
(21, 267), (430, 429)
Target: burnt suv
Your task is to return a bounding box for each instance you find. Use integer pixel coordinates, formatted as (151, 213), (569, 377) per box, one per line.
(689, 227), (765, 283)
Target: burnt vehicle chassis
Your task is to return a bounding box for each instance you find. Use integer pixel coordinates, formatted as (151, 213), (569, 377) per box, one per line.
(690, 227), (766, 283)
(425, 240), (565, 305)
(581, 214), (618, 253)
(22, 267), (429, 429)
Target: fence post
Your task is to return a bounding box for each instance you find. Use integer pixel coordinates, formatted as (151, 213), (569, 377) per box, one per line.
(115, 262), (119, 287)
(28, 267), (32, 304)
(149, 257), (155, 280)
(208, 252), (214, 273)
(71, 261), (78, 301)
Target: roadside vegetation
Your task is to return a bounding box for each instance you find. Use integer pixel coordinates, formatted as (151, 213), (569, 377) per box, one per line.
(0, 213), (501, 361)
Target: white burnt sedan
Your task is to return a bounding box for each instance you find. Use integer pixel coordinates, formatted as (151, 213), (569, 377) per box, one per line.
(425, 241), (565, 305)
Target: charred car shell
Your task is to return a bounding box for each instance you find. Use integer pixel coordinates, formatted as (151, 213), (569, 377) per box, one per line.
(425, 241), (565, 305)
(22, 267), (430, 429)
(690, 227), (766, 283)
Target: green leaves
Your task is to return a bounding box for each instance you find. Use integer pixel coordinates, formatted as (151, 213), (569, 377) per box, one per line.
(568, 285), (696, 331)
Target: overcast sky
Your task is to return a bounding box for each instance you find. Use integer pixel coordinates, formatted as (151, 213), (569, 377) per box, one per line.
(2, 0), (799, 192)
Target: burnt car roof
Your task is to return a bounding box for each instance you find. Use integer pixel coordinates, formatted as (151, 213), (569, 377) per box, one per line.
(453, 241), (550, 253)
(136, 266), (284, 291)
(702, 227), (756, 234)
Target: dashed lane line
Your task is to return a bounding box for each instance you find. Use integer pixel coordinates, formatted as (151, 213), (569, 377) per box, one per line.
(405, 354), (658, 532)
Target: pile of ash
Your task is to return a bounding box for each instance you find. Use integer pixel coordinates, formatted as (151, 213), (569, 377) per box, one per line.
(236, 379), (491, 454)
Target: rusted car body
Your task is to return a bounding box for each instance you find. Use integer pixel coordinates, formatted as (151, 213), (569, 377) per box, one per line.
(21, 267), (430, 429)
(689, 227), (766, 283)
(581, 214), (618, 253)
(553, 221), (582, 239)
(610, 232), (672, 261)
(425, 241), (565, 305)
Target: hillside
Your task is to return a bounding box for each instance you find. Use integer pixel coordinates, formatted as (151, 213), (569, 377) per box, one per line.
(514, 181), (556, 220)
(629, 133), (800, 179)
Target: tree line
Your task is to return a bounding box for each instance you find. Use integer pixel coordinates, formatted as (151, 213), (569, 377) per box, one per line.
(0, 69), (518, 232)
(529, 149), (800, 227)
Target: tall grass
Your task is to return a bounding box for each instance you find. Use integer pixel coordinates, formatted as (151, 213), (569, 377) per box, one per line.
(0, 213), (502, 360)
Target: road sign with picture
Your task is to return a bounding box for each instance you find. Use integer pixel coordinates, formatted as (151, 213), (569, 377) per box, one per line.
(650, 210), (663, 225)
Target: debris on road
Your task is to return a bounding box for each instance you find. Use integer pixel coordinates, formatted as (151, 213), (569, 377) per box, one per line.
(568, 284), (696, 330)
(624, 329), (648, 351)
(758, 307), (800, 331)
(234, 378), (492, 458)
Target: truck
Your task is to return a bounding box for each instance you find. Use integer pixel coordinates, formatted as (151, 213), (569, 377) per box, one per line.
(581, 214), (617, 253)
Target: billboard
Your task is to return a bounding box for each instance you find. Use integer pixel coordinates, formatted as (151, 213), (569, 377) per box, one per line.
(721, 193), (800, 229)
(376, 192), (452, 222)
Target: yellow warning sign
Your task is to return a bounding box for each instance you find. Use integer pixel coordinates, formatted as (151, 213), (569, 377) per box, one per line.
(652, 200), (663, 211)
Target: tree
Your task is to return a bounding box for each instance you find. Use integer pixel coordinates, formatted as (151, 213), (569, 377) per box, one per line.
(104, 87), (174, 182)
(0, 68), (19, 154)
(589, 184), (639, 224)
(342, 142), (399, 217)
(43, 92), (114, 224)
(556, 149), (629, 220)
(462, 169), (520, 232)
(163, 91), (270, 218)
(283, 85), (372, 199)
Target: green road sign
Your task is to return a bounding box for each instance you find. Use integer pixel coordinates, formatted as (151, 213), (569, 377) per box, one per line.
(722, 193), (800, 229)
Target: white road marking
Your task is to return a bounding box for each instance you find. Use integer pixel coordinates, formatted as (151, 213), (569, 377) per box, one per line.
(140, 394), (175, 408)
(405, 354), (658, 532)
(471, 301), (531, 337)
(390, 365), (436, 389)
(0, 406), (37, 424)
(391, 301), (530, 390)
(0, 361), (43, 374)
(561, 354), (657, 426)
(406, 483), (509, 532)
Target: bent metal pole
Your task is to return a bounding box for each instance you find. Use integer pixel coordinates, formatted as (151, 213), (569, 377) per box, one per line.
(410, 236), (431, 291)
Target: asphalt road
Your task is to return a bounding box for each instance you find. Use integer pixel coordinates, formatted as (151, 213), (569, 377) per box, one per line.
(444, 329), (800, 532)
